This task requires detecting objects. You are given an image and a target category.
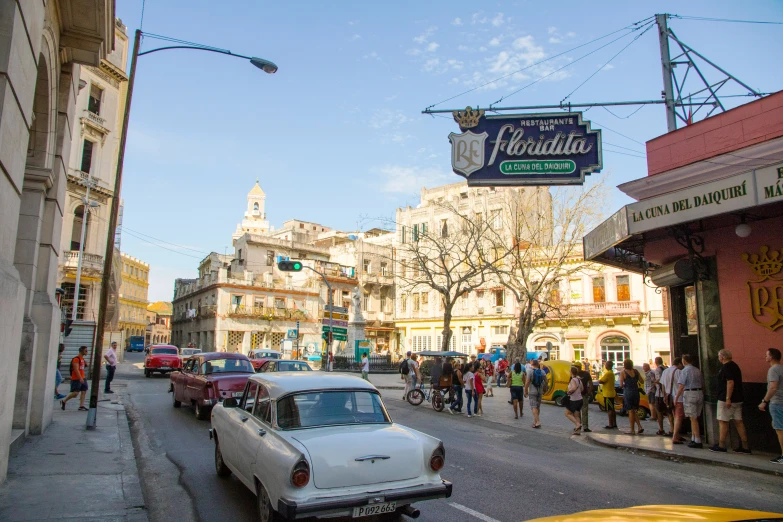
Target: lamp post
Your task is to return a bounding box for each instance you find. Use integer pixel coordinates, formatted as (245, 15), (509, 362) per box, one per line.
(71, 176), (99, 322)
(86, 30), (277, 429)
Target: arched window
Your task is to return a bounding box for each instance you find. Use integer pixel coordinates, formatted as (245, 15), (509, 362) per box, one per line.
(534, 336), (560, 360)
(70, 205), (90, 251)
(253, 202), (259, 211)
(600, 335), (631, 363)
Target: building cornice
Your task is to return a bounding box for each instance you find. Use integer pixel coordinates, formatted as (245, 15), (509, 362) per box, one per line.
(172, 282), (319, 304)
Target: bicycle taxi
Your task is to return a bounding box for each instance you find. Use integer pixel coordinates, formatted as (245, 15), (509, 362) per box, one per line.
(406, 350), (468, 411)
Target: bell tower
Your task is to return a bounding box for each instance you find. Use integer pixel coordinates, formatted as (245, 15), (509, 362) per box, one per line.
(234, 179), (270, 239)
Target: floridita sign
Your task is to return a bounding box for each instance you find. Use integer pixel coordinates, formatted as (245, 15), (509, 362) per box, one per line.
(449, 107), (602, 186)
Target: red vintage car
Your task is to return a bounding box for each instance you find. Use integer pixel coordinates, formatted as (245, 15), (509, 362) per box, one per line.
(169, 353), (255, 419)
(247, 348), (282, 371)
(144, 345), (182, 377)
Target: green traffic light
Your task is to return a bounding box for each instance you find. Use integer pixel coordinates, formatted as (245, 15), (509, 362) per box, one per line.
(293, 262), (302, 270)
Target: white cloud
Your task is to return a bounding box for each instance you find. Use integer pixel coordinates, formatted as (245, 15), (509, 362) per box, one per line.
(547, 26), (558, 35)
(407, 48), (422, 56)
(479, 46), (487, 52)
(549, 37), (561, 44)
(547, 27), (576, 45)
(446, 59), (463, 70)
(489, 37), (501, 46)
(457, 44), (473, 52)
(413, 26), (437, 44)
(426, 42), (440, 52)
(452, 17), (463, 26)
(362, 51), (381, 61)
(384, 94), (398, 102)
(377, 165), (452, 193)
(602, 63), (615, 70)
(491, 13), (506, 27)
(350, 34), (361, 41)
(370, 109), (410, 129)
(422, 58), (443, 73)
(348, 20), (359, 26)
(471, 12), (488, 25)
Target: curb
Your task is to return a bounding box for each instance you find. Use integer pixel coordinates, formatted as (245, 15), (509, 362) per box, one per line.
(584, 434), (783, 478)
(113, 402), (150, 521)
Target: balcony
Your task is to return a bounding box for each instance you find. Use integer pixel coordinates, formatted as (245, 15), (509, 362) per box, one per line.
(549, 301), (641, 319)
(362, 272), (394, 286)
(227, 305), (308, 321)
(62, 250), (104, 271)
(315, 262), (356, 282)
(649, 309), (669, 325)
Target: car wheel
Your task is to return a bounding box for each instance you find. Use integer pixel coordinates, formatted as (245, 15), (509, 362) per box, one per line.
(554, 394), (565, 407)
(637, 407), (649, 420)
(407, 388), (425, 406)
(256, 482), (280, 522)
(172, 392), (181, 408)
(195, 401), (209, 420)
(215, 439), (230, 477)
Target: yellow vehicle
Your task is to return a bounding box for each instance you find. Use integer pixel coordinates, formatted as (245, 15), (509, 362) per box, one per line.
(540, 360), (573, 406)
(594, 370), (650, 420)
(527, 505), (783, 521)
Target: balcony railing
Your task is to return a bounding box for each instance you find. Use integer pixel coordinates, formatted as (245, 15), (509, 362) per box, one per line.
(315, 262), (356, 280)
(62, 250), (104, 271)
(548, 301), (641, 319)
(362, 272), (394, 285)
(227, 305), (308, 320)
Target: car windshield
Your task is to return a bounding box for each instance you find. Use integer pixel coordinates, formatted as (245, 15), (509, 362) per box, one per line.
(151, 347), (178, 355)
(256, 351), (281, 359)
(182, 349), (201, 355)
(277, 390), (390, 429)
(203, 358), (254, 374)
(276, 361), (312, 372)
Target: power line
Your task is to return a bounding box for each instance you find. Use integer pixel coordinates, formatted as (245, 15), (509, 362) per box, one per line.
(492, 20), (656, 106)
(561, 22), (655, 103)
(603, 147), (646, 159)
(671, 15), (783, 25)
(601, 104), (647, 120)
(604, 141), (646, 154)
(590, 118), (646, 145)
(122, 229), (205, 259)
(424, 16), (655, 110)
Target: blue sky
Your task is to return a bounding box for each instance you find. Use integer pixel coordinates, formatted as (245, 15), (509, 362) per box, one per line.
(114, 1), (783, 302)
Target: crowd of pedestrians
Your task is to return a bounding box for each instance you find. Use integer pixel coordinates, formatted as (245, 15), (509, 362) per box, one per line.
(396, 347), (783, 464)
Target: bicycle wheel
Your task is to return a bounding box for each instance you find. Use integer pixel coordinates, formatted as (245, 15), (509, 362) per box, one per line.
(407, 388), (425, 406)
(432, 391), (444, 412)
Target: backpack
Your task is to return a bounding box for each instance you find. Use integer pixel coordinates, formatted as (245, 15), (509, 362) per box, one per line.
(531, 368), (547, 393)
(400, 358), (410, 375)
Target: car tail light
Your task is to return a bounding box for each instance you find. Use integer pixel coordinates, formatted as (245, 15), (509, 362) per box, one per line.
(205, 381), (213, 388)
(429, 443), (445, 472)
(290, 459), (310, 488)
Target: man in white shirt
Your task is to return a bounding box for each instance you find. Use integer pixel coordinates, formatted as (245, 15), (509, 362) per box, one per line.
(361, 353), (370, 381)
(661, 357), (682, 441)
(675, 354), (704, 448)
(103, 341), (118, 394)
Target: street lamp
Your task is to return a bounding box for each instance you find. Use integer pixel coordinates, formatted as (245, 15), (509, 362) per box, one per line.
(87, 30), (277, 429)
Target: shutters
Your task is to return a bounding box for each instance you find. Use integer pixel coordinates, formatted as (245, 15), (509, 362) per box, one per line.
(62, 321), (96, 378)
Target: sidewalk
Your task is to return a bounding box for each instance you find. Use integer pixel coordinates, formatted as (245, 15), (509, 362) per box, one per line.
(0, 400), (148, 521)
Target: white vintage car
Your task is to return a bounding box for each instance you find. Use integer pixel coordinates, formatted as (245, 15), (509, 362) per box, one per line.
(209, 373), (452, 521)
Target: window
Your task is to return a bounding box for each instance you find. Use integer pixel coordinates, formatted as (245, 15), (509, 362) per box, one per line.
(460, 192), (468, 199)
(380, 294), (387, 312)
(80, 140), (94, 173)
(363, 294), (370, 312)
(494, 289), (505, 306)
(616, 275), (630, 301)
(592, 277), (605, 303)
(421, 292), (429, 306)
(461, 292), (469, 311)
(411, 333), (432, 352)
(491, 325), (509, 336)
(61, 282), (87, 319)
(440, 219), (448, 238)
(231, 295), (243, 312)
(413, 294), (420, 312)
(401, 226), (406, 244)
(277, 391), (389, 430)
(420, 223), (428, 236)
(70, 205), (89, 250)
(569, 278), (582, 303)
(412, 224), (419, 242)
(549, 281), (561, 305)
(88, 84), (103, 114)
(363, 260), (370, 273)
(266, 250), (274, 266)
(380, 262), (388, 276)
(475, 212), (483, 225)
(253, 202), (259, 211)
(400, 295), (407, 313)
(238, 249), (242, 260)
(492, 209), (502, 230)
(254, 385), (271, 423)
(600, 335), (631, 363)
(535, 339), (560, 361)
(436, 332), (457, 351)
(573, 343), (585, 362)
(274, 297), (286, 309)
(460, 327), (473, 354)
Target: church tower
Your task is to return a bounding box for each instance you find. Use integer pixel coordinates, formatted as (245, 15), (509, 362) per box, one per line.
(233, 179), (270, 239)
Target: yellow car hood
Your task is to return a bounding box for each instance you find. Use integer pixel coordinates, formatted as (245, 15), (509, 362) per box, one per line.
(527, 505), (783, 522)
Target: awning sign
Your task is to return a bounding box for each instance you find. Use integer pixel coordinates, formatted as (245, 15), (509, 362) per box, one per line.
(583, 208), (630, 260)
(449, 107), (602, 186)
(755, 163), (783, 205)
(627, 171), (756, 234)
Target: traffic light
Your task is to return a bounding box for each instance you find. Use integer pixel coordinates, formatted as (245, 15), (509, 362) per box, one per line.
(277, 260), (303, 271)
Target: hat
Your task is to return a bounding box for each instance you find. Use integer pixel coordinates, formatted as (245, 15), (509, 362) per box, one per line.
(573, 361), (583, 369)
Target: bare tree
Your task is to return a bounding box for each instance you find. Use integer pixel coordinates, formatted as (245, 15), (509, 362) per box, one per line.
(394, 201), (495, 352)
(484, 183), (607, 362)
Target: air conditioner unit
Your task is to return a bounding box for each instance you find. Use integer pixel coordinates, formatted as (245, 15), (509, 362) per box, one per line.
(478, 307), (484, 314)
(495, 306), (503, 314)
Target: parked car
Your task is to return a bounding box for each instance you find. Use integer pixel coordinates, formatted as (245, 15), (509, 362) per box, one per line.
(477, 346), (506, 364)
(169, 353), (255, 419)
(209, 373), (452, 521)
(144, 345), (182, 377)
(248, 349), (282, 371)
(256, 359), (312, 373)
(180, 347), (202, 359)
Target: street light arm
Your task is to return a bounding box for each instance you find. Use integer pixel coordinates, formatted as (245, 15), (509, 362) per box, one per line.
(138, 45), (252, 59)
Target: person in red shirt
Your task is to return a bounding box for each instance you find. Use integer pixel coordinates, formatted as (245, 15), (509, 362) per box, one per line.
(61, 345), (89, 411)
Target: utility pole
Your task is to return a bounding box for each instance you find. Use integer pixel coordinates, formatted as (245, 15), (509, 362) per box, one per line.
(71, 176), (98, 322)
(656, 14), (677, 132)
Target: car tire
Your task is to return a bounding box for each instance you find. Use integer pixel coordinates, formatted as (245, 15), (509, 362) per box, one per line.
(554, 394), (565, 407)
(637, 407), (649, 420)
(172, 391), (181, 408)
(256, 482), (280, 522)
(215, 439), (231, 477)
(195, 401), (209, 420)
(407, 388), (425, 406)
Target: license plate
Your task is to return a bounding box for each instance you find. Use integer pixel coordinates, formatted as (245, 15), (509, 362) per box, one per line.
(161, 366), (170, 370)
(353, 502), (396, 518)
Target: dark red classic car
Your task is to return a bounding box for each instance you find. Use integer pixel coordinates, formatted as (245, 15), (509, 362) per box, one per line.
(144, 345), (182, 377)
(169, 353), (255, 419)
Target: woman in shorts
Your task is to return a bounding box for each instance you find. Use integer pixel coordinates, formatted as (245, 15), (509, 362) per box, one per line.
(565, 365), (584, 433)
(508, 362), (525, 419)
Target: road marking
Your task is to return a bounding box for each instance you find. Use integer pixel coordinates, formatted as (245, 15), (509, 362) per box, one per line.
(448, 502), (501, 522)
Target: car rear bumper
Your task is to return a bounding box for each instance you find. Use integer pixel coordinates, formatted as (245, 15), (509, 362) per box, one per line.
(277, 480), (452, 519)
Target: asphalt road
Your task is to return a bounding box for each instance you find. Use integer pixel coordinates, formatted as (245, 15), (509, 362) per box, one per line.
(117, 353), (782, 522)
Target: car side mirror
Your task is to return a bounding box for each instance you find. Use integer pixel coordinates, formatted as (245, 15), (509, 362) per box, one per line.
(223, 398), (238, 408)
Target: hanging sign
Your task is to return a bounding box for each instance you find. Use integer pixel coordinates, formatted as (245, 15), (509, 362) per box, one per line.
(449, 107), (602, 186)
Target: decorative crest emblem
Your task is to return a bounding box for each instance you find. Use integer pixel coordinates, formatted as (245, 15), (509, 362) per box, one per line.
(742, 246), (783, 331)
(452, 106), (484, 130)
(449, 130), (488, 178)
